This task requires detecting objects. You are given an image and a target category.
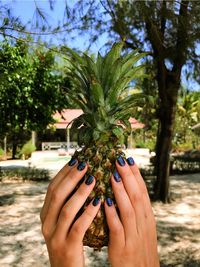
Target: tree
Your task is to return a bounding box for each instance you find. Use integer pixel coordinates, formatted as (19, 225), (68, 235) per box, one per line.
(0, 39), (67, 158)
(173, 89), (200, 149)
(61, 0), (200, 202)
(1, 1), (199, 201)
(135, 60), (158, 143)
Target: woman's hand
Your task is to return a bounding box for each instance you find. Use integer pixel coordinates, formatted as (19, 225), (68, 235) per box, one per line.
(40, 159), (101, 267)
(105, 157), (160, 267)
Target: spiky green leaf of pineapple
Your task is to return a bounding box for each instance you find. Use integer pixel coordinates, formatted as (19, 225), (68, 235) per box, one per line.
(62, 42), (146, 249)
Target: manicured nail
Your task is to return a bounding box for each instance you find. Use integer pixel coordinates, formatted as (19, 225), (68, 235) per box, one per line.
(77, 162), (86, 171)
(113, 169), (121, 182)
(68, 158), (77, 166)
(127, 157), (135, 166)
(92, 196), (100, 206)
(85, 175), (94, 185)
(117, 156), (125, 166)
(106, 197), (113, 207)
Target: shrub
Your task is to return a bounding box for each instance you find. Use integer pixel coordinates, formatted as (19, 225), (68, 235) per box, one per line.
(0, 147), (4, 156)
(172, 142), (193, 152)
(135, 140), (155, 151)
(20, 140), (36, 159)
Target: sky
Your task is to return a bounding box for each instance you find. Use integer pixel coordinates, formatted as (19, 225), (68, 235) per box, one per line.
(2, 0), (200, 91)
(4, 0), (107, 53)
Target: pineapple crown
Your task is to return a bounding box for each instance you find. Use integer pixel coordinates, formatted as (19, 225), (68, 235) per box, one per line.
(63, 42), (146, 147)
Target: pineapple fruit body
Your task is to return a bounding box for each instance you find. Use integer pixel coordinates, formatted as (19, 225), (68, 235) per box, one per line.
(73, 145), (125, 249)
(63, 42), (146, 249)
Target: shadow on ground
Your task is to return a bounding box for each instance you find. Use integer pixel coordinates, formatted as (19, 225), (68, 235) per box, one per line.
(0, 173), (199, 266)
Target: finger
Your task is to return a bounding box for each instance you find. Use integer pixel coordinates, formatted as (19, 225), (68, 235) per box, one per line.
(40, 158), (78, 222)
(111, 173), (137, 237)
(126, 157), (154, 216)
(127, 157), (149, 195)
(117, 157), (154, 234)
(52, 175), (96, 241)
(42, 162), (88, 237)
(116, 156), (142, 202)
(51, 158), (78, 189)
(104, 198), (125, 246)
(68, 197), (101, 243)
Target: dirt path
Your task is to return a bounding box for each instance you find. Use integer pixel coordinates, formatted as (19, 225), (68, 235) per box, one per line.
(0, 173), (200, 267)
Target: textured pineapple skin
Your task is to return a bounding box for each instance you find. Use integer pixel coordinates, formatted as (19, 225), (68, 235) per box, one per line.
(72, 145), (125, 249)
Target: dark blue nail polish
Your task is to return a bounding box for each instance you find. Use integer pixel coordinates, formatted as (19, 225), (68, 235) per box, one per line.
(113, 169), (121, 182)
(106, 197), (113, 207)
(85, 175), (94, 185)
(77, 162), (86, 171)
(92, 196), (100, 206)
(127, 157), (135, 166)
(68, 158), (77, 166)
(117, 156), (125, 166)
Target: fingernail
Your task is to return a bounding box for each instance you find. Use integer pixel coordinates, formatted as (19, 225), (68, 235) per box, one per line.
(113, 169), (121, 182)
(117, 156), (125, 166)
(85, 175), (94, 185)
(77, 162), (86, 171)
(68, 158), (77, 166)
(106, 197), (113, 207)
(127, 157), (135, 166)
(92, 196), (100, 206)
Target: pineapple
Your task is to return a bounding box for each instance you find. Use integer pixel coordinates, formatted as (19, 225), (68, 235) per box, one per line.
(63, 42), (145, 249)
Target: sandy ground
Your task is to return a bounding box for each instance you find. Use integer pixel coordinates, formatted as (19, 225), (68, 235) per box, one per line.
(154, 174), (200, 266)
(0, 173), (199, 267)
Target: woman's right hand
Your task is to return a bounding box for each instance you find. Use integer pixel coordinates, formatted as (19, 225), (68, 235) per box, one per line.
(40, 159), (101, 267)
(105, 157), (160, 267)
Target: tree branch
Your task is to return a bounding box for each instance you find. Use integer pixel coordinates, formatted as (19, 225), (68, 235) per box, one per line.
(160, 0), (167, 42)
(0, 31), (68, 60)
(143, 3), (165, 57)
(0, 26), (71, 36)
(124, 40), (153, 55)
(100, 1), (153, 56)
(100, 0), (115, 20)
(172, 0), (189, 74)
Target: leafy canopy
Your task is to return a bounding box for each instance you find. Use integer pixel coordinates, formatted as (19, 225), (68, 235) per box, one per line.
(0, 39), (67, 138)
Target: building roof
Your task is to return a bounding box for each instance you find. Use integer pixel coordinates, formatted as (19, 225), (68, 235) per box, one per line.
(129, 117), (145, 129)
(53, 109), (144, 130)
(53, 109), (83, 129)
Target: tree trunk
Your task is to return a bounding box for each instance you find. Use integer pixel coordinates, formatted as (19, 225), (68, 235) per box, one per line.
(3, 136), (7, 160)
(32, 131), (37, 147)
(12, 142), (17, 159)
(154, 73), (179, 202)
(154, 103), (176, 202)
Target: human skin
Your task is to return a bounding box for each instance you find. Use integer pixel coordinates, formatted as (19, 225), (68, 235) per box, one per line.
(40, 158), (160, 267)
(105, 157), (160, 267)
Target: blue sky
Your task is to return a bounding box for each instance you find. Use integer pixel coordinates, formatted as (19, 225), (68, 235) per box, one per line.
(2, 0), (200, 91)
(4, 0), (107, 53)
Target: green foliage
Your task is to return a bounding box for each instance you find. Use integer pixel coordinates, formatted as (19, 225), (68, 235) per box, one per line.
(0, 39), (68, 139)
(20, 140), (36, 158)
(0, 147), (4, 156)
(132, 131), (156, 151)
(172, 142), (194, 152)
(173, 90), (200, 150)
(0, 39), (73, 158)
(135, 139), (156, 151)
